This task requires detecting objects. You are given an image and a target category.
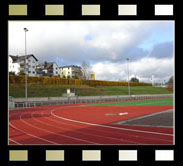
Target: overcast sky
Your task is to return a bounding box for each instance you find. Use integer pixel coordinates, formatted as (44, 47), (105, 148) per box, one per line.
(9, 21), (174, 83)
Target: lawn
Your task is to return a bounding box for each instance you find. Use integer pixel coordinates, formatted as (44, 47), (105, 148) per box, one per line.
(9, 84), (172, 98)
(80, 97), (173, 107)
(97, 86), (172, 95)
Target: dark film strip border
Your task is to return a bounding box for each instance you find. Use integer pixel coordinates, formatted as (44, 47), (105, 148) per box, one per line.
(8, 4), (174, 16)
(1, 0), (180, 166)
(5, 0), (175, 19)
(8, 149), (175, 161)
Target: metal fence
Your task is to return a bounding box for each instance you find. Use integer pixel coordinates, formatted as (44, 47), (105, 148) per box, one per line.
(9, 94), (173, 110)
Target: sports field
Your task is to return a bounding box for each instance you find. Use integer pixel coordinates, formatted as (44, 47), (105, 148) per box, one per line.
(9, 97), (173, 145)
(81, 97), (173, 106)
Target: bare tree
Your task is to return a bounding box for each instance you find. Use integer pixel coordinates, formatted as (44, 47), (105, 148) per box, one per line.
(168, 76), (173, 85)
(81, 61), (92, 80)
(168, 76), (173, 92)
(130, 77), (139, 83)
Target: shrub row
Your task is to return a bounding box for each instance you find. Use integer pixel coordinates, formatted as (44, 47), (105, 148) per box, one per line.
(9, 75), (152, 86)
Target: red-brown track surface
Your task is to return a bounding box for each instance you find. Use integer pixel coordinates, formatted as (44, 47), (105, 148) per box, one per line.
(9, 104), (173, 145)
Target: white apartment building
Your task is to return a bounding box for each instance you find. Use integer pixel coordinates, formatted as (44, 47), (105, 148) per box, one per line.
(9, 56), (20, 75)
(36, 62), (60, 76)
(60, 65), (82, 78)
(9, 55), (38, 76)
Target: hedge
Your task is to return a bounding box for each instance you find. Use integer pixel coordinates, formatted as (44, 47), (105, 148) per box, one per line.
(9, 75), (152, 86)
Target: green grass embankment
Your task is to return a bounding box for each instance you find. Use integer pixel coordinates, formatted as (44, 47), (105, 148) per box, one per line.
(9, 84), (173, 98)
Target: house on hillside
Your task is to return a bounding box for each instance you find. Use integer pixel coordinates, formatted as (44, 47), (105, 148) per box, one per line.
(36, 61), (60, 76)
(9, 54), (38, 76)
(59, 65), (82, 79)
(9, 56), (20, 75)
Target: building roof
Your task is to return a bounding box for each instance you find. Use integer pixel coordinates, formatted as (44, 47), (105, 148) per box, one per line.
(37, 62), (59, 69)
(44, 62), (54, 69)
(59, 65), (81, 69)
(9, 54), (38, 62)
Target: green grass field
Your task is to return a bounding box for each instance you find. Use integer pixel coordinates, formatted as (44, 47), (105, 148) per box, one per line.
(80, 98), (173, 107)
(9, 84), (172, 98)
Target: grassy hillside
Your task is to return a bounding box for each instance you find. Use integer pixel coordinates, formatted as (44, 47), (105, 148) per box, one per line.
(98, 86), (172, 95)
(9, 84), (172, 98)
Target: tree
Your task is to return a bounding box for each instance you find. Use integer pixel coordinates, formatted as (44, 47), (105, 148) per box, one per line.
(130, 77), (139, 83)
(9, 72), (15, 76)
(168, 76), (173, 85)
(168, 76), (173, 92)
(77, 70), (83, 79)
(18, 71), (25, 76)
(73, 75), (78, 79)
(81, 61), (92, 80)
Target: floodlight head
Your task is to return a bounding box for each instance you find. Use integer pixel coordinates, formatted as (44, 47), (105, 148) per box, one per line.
(24, 28), (28, 32)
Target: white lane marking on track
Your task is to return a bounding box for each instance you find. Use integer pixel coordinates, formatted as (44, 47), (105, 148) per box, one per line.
(105, 112), (128, 116)
(51, 108), (173, 137)
(9, 106), (83, 145)
(31, 112), (98, 144)
(9, 122), (57, 144)
(34, 111), (139, 144)
(119, 112), (128, 115)
(9, 104), (173, 144)
(117, 109), (173, 124)
(43, 110), (172, 143)
(8, 106), (73, 144)
(20, 112), (96, 144)
(121, 124), (173, 128)
(9, 112), (57, 144)
(9, 138), (22, 145)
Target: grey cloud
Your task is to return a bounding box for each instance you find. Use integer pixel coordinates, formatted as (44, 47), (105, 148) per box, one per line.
(92, 57), (173, 82)
(149, 41), (173, 59)
(19, 22), (173, 66)
(9, 21), (174, 81)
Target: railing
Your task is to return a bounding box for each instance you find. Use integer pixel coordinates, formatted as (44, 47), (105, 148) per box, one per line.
(9, 94), (173, 110)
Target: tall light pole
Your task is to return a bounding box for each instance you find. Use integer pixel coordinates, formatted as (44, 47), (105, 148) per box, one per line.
(126, 58), (131, 96)
(24, 28), (28, 107)
(151, 74), (154, 86)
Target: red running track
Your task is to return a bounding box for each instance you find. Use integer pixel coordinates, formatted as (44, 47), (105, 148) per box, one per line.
(9, 104), (173, 145)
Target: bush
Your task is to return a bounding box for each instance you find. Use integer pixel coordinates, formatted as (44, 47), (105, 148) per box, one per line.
(9, 75), (152, 87)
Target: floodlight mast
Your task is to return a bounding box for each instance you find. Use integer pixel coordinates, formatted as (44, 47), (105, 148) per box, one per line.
(24, 28), (28, 107)
(151, 74), (154, 86)
(126, 58), (131, 96)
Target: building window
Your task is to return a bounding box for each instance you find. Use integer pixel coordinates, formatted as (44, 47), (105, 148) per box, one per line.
(28, 71), (31, 73)
(33, 71), (35, 74)
(68, 67), (69, 69)
(28, 60), (31, 62)
(32, 66), (35, 68)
